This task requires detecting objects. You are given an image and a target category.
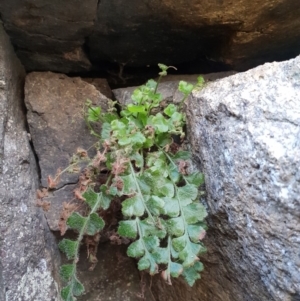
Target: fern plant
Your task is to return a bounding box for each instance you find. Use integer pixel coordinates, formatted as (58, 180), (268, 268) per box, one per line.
(57, 64), (207, 300)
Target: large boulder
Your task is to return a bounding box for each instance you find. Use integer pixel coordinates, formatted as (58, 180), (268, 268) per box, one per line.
(25, 72), (110, 231)
(185, 55), (300, 300)
(0, 1), (299, 73)
(25, 72), (155, 301)
(0, 24), (60, 300)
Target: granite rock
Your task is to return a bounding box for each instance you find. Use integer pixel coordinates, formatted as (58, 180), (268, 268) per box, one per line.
(0, 23), (60, 301)
(185, 55), (300, 301)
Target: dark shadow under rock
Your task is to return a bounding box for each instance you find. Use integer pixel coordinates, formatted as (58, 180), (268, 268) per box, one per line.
(70, 243), (156, 301)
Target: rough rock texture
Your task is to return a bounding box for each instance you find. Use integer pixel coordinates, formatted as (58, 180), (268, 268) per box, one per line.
(25, 72), (156, 300)
(0, 0), (299, 73)
(76, 243), (155, 301)
(25, 72), (110, 231)
(113, 72), (236, 107)
(0, 24), (60, 301)
(185, 55), (300, 300)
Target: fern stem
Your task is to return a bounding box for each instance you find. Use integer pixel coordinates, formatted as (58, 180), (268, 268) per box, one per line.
(129, 162), (155, 223)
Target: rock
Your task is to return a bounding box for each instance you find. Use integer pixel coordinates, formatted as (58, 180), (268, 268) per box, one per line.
(82, 78), (113, 99)
(185, 55), (300, 300)
(25, 72), (156, 301)
(25, 72), (110, 231)
(0, 1), (299, 73)
(0, 24), (60, 301)
(0, 1), (97, 73)
(75, 243), (155, 301)
(113, 71), (236, 107)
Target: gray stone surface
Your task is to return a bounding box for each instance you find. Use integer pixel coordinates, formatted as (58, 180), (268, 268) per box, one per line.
(0, 24), (60, 301)
(25, 72), (110, 231)
(25, 72), (156, 301)
(0, 1), (299, 73)
(113, 72), (236, 107)
(76, 243), (155, 301)
(186, 55), (300, 300)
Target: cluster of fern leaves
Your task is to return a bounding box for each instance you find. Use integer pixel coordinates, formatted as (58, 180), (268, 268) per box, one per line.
(58, 64), (207, 301)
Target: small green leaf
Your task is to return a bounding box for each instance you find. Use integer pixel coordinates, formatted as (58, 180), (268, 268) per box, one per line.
(127, 104), (146, 113)
(138, 254), (158, 275)
(60, 264), (75, 282)
(138, 256), (150, 271)
(158, 63), (168, 72)
(197, 76), (205, 86)
(152, 247), (169, 264)
(61, 284), (75, 301)
(73, 277), (85, 296)
(136, 176), (151, 195)
(67, 213), (86, 232)
(173, 151), (191, 160)
(87, 106), (101, 122)
(182, 261), (204, 286)
(144, 236), (160, 252)
(187, 224), (206, 243)
(122, 195), (145, 217)
(82, 188), (99, 210)
(183, 203), (208, 224)
(171, 243), (179, 259)
(170, 262), (183, 277)
(163, 197), (179, 217)
(154, 179), (174, 198)
(166, 217), (185, 237)
(118, 136), (132, 145)
(148, 113), (169, 133)
(185, 172), (205, 186)
(127, 239), (145, 258)
(140, 218), (167, 239)
(177, 184), (198, 206)
(130, 132), (146, 145)
(178, 81), (194, 95)
(179, 245), (199, 267)
(164, 104), (177, 117)
(130, 152), (144, 168)
(172, 235), (186, 252)
(119, 174), (136, 195)
(155, 133), (172, 147)
(146, 79), (157, 90)
(99, 186), (113, 209)
(147, 196), (165, 215)
(101, 122), (111, 140)
(170, 112), (183, 123)
(168, 164), (181, 183)
(86, 213), (105, 235)
(111, 119), (127, 138)
(118, 220), (138, 239)
(102, 112), (118, 123)
(58, 239), (78, 260)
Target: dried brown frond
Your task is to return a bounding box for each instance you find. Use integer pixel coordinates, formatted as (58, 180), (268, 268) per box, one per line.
(85, 233), (101, 271)
(36, 199), (51, 212)
(47, 168), (62, 189)
(74, 189), (86, 201)
(76, 147), (88, 158)
(92, 150), (107, 167)
(36, 188), (49, 199)
(178, 160), (189, 175)
(112, 157), (129, 176)
(58, 201), (78, 235)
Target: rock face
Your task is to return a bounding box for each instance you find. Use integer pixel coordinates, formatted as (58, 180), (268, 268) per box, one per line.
(0, 24), (60, 301)
(113, 72), (236, 107)
(185, 55), (300, 300)
(76, 243), (155, 301)
(25, 72), (110, 231)
(25, 72), (155, 301)
(0, 0), (299, 73)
